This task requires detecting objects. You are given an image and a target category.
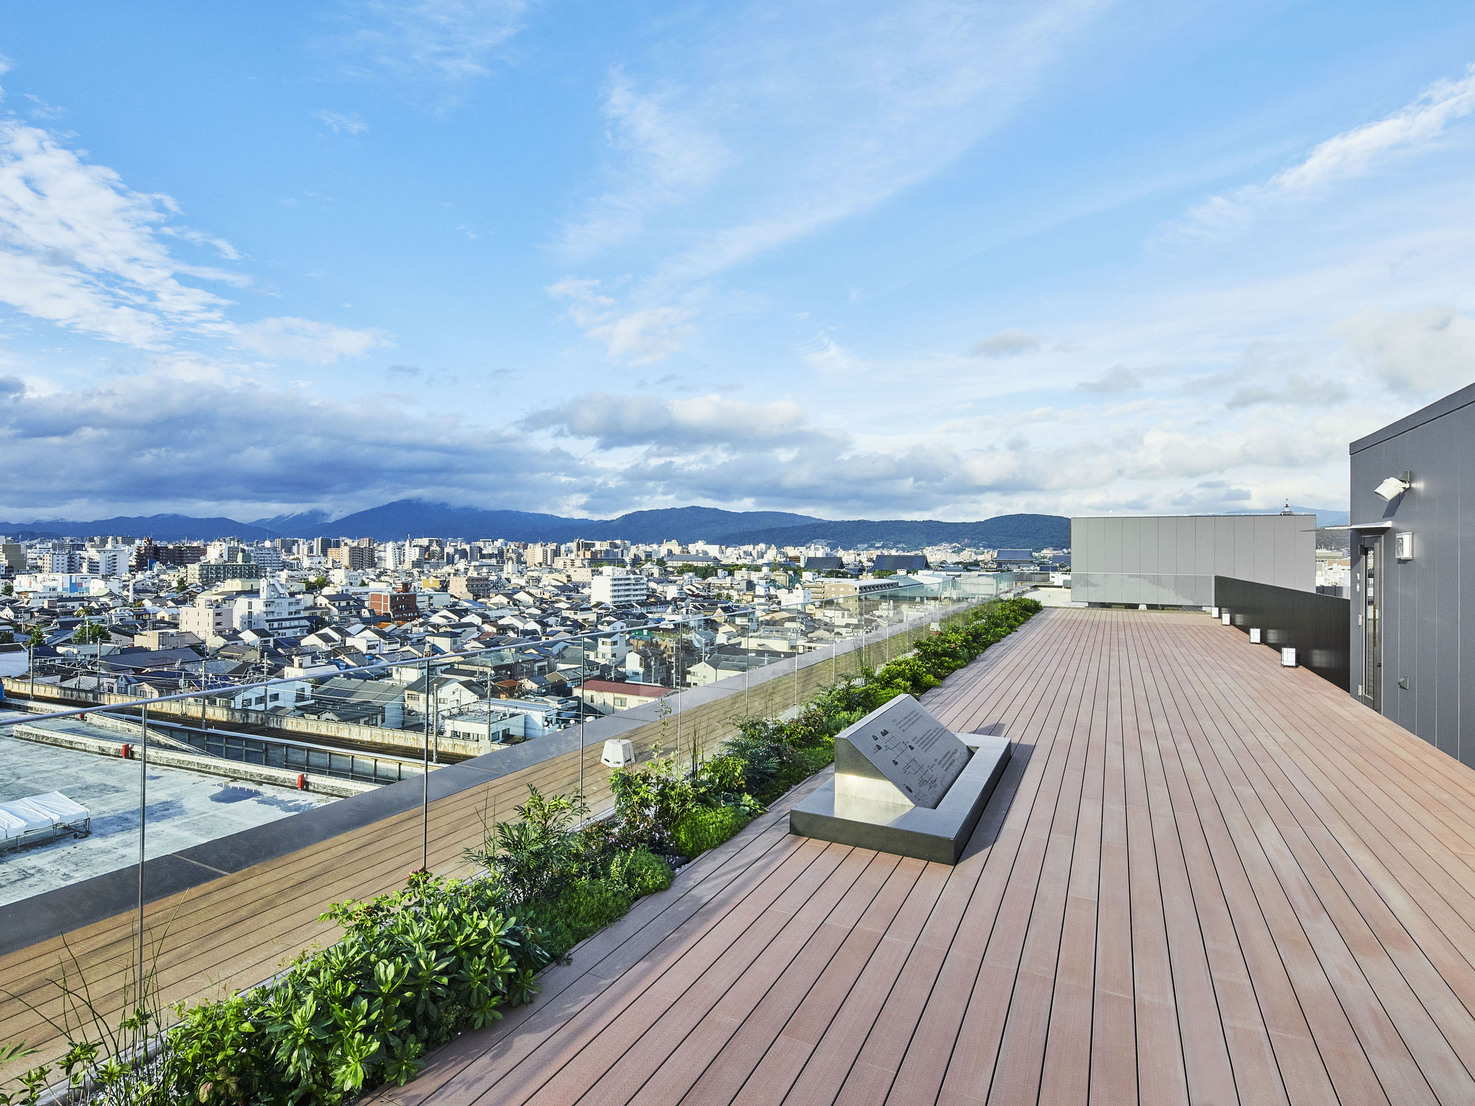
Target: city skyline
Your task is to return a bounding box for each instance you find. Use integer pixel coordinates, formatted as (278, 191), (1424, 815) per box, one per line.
(2, 2), (1474, 521)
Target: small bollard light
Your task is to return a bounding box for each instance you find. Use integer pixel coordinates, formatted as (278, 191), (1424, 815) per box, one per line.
(1281, 647), (1297, 668)
(1249, 627), (1261, 644)
(1221, 611), (1231, 626)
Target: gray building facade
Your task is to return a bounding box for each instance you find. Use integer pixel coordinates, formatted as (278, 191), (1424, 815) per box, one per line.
(1349, 381), (1475, 768)
(1071, 514), (1316, 607)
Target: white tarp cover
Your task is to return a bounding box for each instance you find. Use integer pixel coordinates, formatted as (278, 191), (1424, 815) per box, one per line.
(0, 792), (91, 842)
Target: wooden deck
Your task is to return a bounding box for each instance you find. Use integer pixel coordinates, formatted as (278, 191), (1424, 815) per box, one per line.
(366, 607), (1475, 1106)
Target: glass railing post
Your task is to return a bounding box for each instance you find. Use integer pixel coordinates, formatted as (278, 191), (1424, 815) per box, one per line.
(421, 657), (430, 871)
(137, 702), (148, 992)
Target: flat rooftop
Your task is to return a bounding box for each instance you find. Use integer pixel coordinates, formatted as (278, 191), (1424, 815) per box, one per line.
(369, 607), (1475, 1106)
(0, 722), (331, 906)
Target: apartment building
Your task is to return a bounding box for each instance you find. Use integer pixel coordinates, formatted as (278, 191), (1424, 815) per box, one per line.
(590, 567), (648, 606)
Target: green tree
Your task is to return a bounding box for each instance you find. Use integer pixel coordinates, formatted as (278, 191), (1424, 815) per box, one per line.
(304, 575), (331, 592)
(1, 581), (12, 596)
(26, 625), (46, 647)
(74, 622), (109, 645)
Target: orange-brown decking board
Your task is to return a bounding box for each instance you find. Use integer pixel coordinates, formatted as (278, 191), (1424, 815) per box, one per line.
(362, 607), (1475, 1105)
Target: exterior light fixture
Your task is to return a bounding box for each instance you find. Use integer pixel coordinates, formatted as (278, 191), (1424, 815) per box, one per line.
(1249, 627), (1262, 643)
(1395, 531), (1413, 561)
(1374, 472), (1412, 502)
(1280, 647), (1297, 668)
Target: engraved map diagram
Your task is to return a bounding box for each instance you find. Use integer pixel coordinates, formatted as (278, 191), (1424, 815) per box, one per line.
(843, 696), (971, 809)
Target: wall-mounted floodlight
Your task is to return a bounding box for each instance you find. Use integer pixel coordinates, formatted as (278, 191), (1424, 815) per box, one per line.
(1374, 472), (1412, 502)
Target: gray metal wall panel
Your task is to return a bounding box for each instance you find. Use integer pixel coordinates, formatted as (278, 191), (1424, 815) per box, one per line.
(1251, 516), (1272, 583)
(1176, 520), (1196, 580)
(1195, 516), (1216, 576)
(1351, 399), (1475, 769)
(1070, 514), (1315, 609)
(1214, 516), (1238, 578)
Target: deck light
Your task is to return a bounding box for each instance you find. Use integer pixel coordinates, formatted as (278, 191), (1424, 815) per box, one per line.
(1374, 472), (1412, 502)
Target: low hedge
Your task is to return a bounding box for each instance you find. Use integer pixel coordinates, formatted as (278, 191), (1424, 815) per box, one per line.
(168, 874), (546, 1105)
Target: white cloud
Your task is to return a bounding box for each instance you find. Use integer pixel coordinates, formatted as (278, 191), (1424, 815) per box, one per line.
(548, 278), (694, 364)
(0, 116), (238, 347)
(234, 316), (392, 363)
(526, 392), (810, 449)
(558, 71), (731, 258)
(970, 329), (1043, 357)
(795, 330), (857, 374)
(1171, 64), (1475, 241)
(1336, 305), (1475, 393)
(550, 0), (1108, 356)
(0, 367), (587, 517)
(1076, 365), (1140, 393)
(336, 0), (534, 95)
(316, 110), (369, 135)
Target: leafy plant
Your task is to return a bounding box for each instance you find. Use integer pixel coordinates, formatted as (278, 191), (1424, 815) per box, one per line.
(609, 756), (696, 853)
(165, 872), (545, 1104)
(519, 879), (632, 959)
(464, 787), (590, 905)
(673, 806), (748, 857)
(606, 848), (673, 898)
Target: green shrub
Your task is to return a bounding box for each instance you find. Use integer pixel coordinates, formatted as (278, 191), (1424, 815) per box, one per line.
(609, 756), (696, 852)
(673, 805), (748, 857)
(607, 847), (674, 897)
(521, 878), (633, 959)
(463, 787), (591, 906)
(166, 873), (546, 1105)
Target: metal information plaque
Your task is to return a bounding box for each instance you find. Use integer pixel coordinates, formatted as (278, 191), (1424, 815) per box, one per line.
(836, 695), (971, 809)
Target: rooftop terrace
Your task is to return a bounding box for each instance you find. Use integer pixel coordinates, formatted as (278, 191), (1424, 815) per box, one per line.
(363, 607), (1475, 1106)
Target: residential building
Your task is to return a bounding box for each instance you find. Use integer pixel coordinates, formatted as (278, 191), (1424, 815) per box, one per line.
(92, 546), (130, 578)
(179, 598), (232, 638)
(189, 554), (263, 588)
(575, 678), (668, 713)
(369, 584), (419, 619)
(47, 551), (82, 574)
(590, 567), (647, 606)
(231, 581), (312, 638)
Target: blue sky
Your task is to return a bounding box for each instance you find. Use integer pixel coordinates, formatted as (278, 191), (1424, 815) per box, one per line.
(2, 1), (1475, 523)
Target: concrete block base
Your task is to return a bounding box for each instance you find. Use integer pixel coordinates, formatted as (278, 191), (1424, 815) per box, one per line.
(790, 731), (1010, 864)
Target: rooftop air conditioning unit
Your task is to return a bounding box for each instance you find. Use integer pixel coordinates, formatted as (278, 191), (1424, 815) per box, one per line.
(601, 739), (636, 769)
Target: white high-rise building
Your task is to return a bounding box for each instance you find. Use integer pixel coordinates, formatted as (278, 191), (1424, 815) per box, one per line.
(591, 567), (648, 607)
(94, 546), (130, 577)
(231, 579), (312, 637)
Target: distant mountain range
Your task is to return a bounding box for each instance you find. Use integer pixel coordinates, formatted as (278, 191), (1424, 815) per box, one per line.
(0, 513), (281, 542)
(0, 499), (1070, 550)
(0, 499), (1350, 550)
